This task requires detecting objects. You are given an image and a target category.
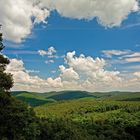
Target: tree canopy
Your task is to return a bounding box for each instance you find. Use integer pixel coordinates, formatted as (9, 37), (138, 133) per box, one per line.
(0, 31), (13, 93)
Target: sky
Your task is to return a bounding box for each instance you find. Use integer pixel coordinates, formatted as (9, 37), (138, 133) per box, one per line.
(1, 0), (140, 92)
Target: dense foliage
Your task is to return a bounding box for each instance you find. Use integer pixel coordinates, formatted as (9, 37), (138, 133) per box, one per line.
(10, 90), (140, 140)
(0, 33), (13, 92)
(2, 91), (138, 140)
(38, 118), (90, 140)
(0, 92), (40, 140)
(35, 100), (140, 140)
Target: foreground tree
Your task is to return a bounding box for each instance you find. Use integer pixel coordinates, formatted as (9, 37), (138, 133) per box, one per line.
(0, 26), (40, 140)
(0, 27), (13, 93)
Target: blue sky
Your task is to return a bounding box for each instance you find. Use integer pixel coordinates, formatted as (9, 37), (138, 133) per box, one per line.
(4, 12), (140, 76)
(1, 0), (140, 92)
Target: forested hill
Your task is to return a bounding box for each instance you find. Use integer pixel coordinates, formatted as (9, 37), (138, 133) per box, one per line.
(9, 91), (140, 139)
(11, 91), (140, 107)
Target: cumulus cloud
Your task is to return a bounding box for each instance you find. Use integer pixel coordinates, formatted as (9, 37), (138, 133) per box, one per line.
(1, 0), (139, 42)
(47, 77), (63, 88)
(0, 0), (50, 43)
(6, 59), (62, 92)
(63, 51), (122, 91)
(42, 0), (139, 27)
(59, 65), (80, 81)
(5, 51), (140, 92)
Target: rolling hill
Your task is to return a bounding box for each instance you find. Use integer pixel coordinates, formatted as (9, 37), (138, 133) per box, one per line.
(11, 91), (140, 107)
(11, 91), (97, 106)
(11, 91), (56, 106)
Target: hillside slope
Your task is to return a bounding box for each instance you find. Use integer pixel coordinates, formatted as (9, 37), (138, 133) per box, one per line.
(12, 91), (140, 106)
(11, 91), (56, 106)
(34, 99), (140, 139)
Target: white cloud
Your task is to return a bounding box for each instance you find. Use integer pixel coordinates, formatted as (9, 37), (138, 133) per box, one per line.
(58, 51), (140, 91)
(45, 60), (54, 64)
(0, 0), (49, 43)
(6, 51), (140, 92)
(6, 59), (25, 72)
(1, 0), (139, 42)
(38, 50), (47, 56)
(66, 51), (106, 72)
(102, 50), (131, 58)
(102, 50), (140, 64)
(47, 77), (63, 88)
(121, 52), (140, 58)
(119, 51), (140, 63)
(134, 72), (140, 78)
(47, 46), (56, 55)
(51, 70), (56, 74)
(42, 0), (139, 27)
(59, 65), (79, 81)
(38, 46), (56, 57)
(122, 22), (140, 29)
(26, 70), (40, 73)
(6, 59), (62, 92)
(124, 57), (140, 63)
(63, 51), (122, 91)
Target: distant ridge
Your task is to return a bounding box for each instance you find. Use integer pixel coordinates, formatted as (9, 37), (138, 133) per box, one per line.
(11, 91), (140, 107)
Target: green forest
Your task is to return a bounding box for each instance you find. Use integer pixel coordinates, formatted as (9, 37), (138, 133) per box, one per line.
(0, 32), (140, 140)
(1, 91), (140, 140)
